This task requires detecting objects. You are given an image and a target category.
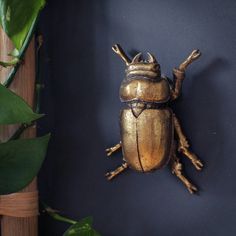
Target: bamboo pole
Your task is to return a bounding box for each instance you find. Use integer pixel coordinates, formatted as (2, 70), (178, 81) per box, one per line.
(0, 28), (38, 236)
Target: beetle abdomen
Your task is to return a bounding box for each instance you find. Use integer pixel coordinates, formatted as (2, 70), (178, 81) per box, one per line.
(120, 108), (173, 172)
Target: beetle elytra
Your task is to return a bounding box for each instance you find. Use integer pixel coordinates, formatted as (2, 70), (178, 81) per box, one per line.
(105, 44), (203, 194)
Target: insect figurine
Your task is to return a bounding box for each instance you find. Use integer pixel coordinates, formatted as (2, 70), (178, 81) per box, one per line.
(105, 44), (203, 194)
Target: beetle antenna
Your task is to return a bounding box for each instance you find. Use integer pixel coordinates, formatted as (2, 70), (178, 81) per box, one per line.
(112, 44), (131, 65)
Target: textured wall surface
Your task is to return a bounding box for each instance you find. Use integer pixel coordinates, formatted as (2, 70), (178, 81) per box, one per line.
(38, 0), (236, 235)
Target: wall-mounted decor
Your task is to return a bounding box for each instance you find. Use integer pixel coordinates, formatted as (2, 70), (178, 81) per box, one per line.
(106, 44), (203, 194)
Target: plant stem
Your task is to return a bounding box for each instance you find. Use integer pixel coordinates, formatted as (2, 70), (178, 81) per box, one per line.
(44, 205), (77, 225)
(47, 211), (77, 225)
(3, 14), (40, 88)
(34, 33), (43, 113)
(8, 123), (34, 141)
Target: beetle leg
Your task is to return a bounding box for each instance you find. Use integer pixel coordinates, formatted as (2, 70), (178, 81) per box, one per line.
(180, 148), (203, 171)
(105, 162), (128, 180)
(112, 44), (131, 65)
(178, 49), (201, 72)
(170, 151), (198, 194)
(171, 50), (201, 100)
(173, 113), (203, 171)
(105, 142), (122, 157)
(171, 68), (185, 100)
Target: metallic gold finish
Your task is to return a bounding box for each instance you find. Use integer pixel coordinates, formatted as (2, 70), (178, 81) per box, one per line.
(112, 44), (131, 65)
(106, 142), (121, 156)
(106, 44), (203, 194)
(120, 78), (170, 103)
(120, 108), (173, 172)
(173, 114), (203, 170)
(126, 63), (160, 79)
(179, 49), (201, 71)
(171, 49), (201, 100)
(171, 69), (185, 100)
(105, 163), (128, 180)
(126, 70), (158, 78)
(126, 55), (161, 79)
(170, 143), (197, 194)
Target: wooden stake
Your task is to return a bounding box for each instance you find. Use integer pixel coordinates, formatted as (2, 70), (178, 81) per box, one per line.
(0, 28), (38, 236)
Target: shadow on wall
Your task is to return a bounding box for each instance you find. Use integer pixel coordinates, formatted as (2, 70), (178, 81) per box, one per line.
(175, 57), (230, 192)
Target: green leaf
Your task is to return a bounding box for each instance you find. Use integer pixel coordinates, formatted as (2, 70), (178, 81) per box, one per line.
(76, 217), (93, 227)
(0, 134), (50, 194)
(64, 227), (101, 236)
(0, 0), (45, 50)
(63, 217), (101, 236)
(44, 207), (102, 236)
(0, 83), (43, 124)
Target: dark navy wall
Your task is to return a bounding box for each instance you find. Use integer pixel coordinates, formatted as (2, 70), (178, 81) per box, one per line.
(38, 0), (236, 235)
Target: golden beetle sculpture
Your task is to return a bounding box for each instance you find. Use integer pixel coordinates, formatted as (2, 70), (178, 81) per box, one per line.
(105, 44), (203, 194)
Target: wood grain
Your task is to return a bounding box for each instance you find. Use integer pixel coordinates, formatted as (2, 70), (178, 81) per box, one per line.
(0, 28), (38, 236)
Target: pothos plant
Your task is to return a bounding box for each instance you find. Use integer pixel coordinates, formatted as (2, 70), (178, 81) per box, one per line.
(0, 0), (101, 235)
(0, 0), (50, 195)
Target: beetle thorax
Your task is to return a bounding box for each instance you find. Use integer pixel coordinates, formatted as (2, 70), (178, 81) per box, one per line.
(119, 52), (170, 106)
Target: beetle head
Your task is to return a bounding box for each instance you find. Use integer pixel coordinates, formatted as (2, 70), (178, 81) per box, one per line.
(113, 44), (170, 104)
(126, 52), (161, 79)
(112, 44), (161, 79)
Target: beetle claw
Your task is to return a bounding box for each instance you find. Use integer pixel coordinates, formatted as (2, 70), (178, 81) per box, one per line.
(105, 172), (113, 180)
(192, 159), (203, 171)
(179, 146), (203, 171)
(105, 148), (113, 157)
(187, 183), (198, 194)
(189, 49), (201, 61)
(105, 142), (122, 157)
